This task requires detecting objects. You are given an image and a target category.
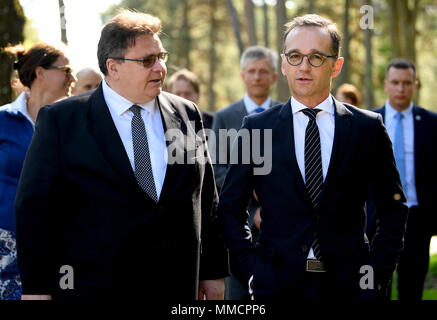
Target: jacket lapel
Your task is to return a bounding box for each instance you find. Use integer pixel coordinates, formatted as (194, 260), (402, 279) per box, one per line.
(156, 93), (184, 203)
(87, 85), (138, 191)
(278, 99), (312, 207)
(321, 98), (353, 201)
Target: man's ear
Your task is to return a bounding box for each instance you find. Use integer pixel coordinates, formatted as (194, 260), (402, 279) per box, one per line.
(331, 57), (344, 79)
(106, 59), (120, 80)
(281, 54), (287, 77)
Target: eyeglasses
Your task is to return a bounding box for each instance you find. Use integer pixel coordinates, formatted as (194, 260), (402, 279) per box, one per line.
(45, 65), (73, 76)
(110, 51), (169, 68)
(284, 51), (337, 67)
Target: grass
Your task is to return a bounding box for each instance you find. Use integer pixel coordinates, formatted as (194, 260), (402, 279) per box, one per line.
(391, 253), (437, 300)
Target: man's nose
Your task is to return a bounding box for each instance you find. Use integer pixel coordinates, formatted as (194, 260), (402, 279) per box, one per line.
(298, 56), (312, 71)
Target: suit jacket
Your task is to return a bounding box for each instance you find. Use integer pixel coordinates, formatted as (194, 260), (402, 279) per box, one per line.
(14, 85), (228, 300)
(201, 110), (214, 130)
(218, 97), (408, 297)
(211, 98), (280, 189)
(369, 105), (437, 235)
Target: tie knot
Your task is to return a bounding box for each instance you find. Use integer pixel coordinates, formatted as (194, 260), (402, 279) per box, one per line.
(255, 107), (264, 113)
(130, 105), (142, 116)
(301, 108), (321, 121)
(395, 112), (404, 120)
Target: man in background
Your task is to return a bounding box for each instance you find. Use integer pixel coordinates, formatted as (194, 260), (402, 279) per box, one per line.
(72, 67), (102, 95)
(370, 58), (437, 300)
(167, 68), (214, 129)
(211, 45), (279, 300)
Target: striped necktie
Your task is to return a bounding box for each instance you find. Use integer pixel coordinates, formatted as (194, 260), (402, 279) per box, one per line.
(301, 108), (323, 260)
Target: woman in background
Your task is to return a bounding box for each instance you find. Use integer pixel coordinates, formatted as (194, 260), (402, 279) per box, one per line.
(0, 43), (75, 300)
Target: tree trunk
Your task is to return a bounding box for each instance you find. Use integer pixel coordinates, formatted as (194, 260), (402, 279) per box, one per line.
(308, 0), (315, 13)
(180, 0), (191, 69)
(208, 0), (218, 111)
(363, 9), (374, 109)
(262, 1), (269, 48)
(336, 0), (350, 87)
(58, 0), (68, 45)
(226, 0), (245, 56)
(0, 0), (25, 106)
(275, 0), (289, 102)
(245, 0), (258, 46)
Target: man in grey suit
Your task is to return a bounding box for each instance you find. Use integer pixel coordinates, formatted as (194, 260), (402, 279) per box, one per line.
(211, 45), (280, 300)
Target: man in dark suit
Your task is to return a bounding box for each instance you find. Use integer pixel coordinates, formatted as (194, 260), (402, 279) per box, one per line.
(166, 68), (214, 129)
(218, 14), (408, 300)
(369, 59), (437, 300)
(15, 9), (228, 300)
(211, 45), (279, 300)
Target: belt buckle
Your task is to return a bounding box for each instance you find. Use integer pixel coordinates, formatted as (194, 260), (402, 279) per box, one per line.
(306, 259), (326, 273)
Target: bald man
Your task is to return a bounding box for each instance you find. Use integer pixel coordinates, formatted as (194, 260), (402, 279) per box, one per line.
(72, 68), (102, 95)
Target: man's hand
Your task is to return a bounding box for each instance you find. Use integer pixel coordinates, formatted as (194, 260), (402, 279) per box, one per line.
(21, 295), (52, 300)
(198, 278), (225, 300)
(254, 207), (262, 230)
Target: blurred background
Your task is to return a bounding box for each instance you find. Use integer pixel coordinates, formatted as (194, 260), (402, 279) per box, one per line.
(1, 0), (437, 112)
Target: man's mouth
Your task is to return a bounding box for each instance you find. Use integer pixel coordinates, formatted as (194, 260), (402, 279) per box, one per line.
(296, 77), (312, 82)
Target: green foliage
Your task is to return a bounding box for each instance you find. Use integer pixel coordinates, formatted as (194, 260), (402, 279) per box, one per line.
(100, 0), (437, 111)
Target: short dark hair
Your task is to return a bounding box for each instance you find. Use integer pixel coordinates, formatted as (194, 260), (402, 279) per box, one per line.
(283, 14), (341, 57)
(386, 58), (416, 79)
(97, 9), (162, 75)
(3, 43), (64, 88)
(167, 68), (200, 94)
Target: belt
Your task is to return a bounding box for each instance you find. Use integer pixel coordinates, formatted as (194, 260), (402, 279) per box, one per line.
(306, 259), (326, 272)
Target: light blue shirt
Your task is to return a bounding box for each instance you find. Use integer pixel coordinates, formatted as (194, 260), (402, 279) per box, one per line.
(102, 79), (167, 199)
(384, 101), (418, 207)
(243, 93), (272, 114)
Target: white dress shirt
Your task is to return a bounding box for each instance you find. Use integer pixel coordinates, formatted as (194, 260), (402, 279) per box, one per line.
(243, 93), (272, 115)
(384, 101), (418, 207)
(102, 79), (167, 199)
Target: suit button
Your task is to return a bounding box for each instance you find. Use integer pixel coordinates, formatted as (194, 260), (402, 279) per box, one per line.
(302, 245), (308, 252)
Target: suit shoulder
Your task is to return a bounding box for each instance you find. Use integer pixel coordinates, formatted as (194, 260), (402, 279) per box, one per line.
(46, 90), (94, 115)
(343, 103), (382, 121)
(245, 102), (283, 125)
(415, 105), (437, 120)
(215, 100), (244, 117)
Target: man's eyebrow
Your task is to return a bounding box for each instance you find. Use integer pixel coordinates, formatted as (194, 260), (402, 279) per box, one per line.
(285, 49), (325, 54)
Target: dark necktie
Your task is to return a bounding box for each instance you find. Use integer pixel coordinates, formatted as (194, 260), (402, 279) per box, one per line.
(255, 107), (264, 113)
(130, 105), (158, 202)
(301, 108), (323, 260)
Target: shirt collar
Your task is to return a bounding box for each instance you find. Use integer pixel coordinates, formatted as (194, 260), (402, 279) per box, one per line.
(291, 95), (334, 115)
(243, 93), (271, 114)
(7, 91), (34, 125)
(385, 100), (413, 119)
(102, 79), (156, 116)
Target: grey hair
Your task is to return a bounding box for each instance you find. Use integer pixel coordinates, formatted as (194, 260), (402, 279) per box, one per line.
(240, 45), (278, 72)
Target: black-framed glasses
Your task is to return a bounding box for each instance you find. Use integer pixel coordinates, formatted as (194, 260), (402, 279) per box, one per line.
(110, 51), (169, 68)
(45, 65), (73, 76)
(284, 51), (337, 67)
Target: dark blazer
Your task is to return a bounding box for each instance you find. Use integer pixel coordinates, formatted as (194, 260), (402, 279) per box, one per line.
(14, 85), (228, 300)
(211, 98), (280, 189)
(370, 105), (437, 234)
(218, 98), (408, 297)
